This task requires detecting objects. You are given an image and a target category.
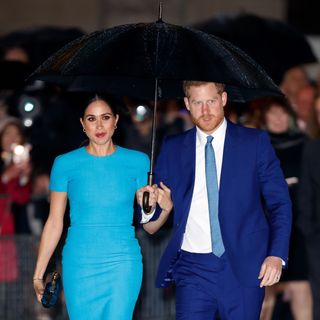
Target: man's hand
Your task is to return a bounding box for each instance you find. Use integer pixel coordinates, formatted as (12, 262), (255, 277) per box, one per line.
(157, 182), (173, 213)
(258, 256), (282, 288)
(136, 184), (158, 213)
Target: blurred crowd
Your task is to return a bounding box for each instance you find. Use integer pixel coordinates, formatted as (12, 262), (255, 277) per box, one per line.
(0, 27), (320, 320)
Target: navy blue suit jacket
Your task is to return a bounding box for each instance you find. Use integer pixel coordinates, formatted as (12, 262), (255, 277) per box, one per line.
(154, 120), (292, 288)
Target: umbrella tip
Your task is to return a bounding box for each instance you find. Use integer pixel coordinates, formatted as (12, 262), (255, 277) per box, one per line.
(157, 1), (163, 22)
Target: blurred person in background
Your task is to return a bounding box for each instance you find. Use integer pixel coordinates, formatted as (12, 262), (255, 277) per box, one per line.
(0, 95), (11, 125)
(0, 117), (32, 234)
(27, 169), (50, 237)
(0, 193), (19, 319)
(298, 123), (320, 320)
(158, 100), (193, 134)
(239, 100), (265, 128)
(280, 66), (310, 107)
(122, 99), (155, 155)
(306, 94), (320, 139)
(1, 45), (30, 64)
(260, 98), (312, 320)
(293, 85), (316, 132)
(0, 117), (31, 319)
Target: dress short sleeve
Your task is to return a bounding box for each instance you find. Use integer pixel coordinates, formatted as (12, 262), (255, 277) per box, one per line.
(49, 155), (69, 192)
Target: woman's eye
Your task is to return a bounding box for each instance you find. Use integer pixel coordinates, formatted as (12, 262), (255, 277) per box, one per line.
(87, 117), (95, 121)
(102, 115), (111, 120)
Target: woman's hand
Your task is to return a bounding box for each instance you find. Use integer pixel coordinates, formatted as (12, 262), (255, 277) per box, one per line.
(33, 279), (45, 303)
(157, 182), (173, 213)
(136, 184), (158, 213)
(1, 159), (32, 183)
(17, 158), (32, 177)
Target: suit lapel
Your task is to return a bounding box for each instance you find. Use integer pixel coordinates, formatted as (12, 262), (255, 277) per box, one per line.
(219, 121), (239, 216)
(179, 127), (196, 220)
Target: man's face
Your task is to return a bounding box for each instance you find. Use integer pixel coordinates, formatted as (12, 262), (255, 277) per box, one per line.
(184, 83), (227, 134)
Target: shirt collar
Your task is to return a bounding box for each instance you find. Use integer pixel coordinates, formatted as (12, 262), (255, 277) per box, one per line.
(196, 118), (227, 146)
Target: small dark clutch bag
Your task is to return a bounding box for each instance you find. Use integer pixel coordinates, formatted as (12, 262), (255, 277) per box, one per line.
(41, 271), (61, 308)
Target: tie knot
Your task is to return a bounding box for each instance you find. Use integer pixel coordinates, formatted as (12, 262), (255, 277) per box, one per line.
(206, 136), (213, 144)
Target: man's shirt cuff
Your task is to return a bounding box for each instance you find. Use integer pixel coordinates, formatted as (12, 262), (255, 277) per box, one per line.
(140, 208), (155, 223)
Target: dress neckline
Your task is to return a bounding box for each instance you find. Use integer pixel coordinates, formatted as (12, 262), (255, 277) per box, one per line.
(82, 145), (119, 158)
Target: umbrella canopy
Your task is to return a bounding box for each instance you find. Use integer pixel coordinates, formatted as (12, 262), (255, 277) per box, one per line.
(30, 19), (283, 211)
(30, 20), (282, 103)
(194, 13), (317, 84)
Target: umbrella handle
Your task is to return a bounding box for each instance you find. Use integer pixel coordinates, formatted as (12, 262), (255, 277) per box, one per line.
(142, 172), (154, 213)
(142, 191), (152, 213)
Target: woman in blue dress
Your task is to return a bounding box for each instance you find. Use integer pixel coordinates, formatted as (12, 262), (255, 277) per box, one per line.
(33, 95), (172, 319)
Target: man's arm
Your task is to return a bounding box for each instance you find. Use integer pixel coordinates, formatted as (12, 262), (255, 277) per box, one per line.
(257, 131), (292, 286)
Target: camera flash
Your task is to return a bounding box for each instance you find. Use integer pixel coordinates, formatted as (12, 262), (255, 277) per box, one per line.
(13, 145), (25, 156)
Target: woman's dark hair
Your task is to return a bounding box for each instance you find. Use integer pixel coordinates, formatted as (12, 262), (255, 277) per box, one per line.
(81, 93), (121, 118)
(260, 97), (297, 128)
(0, 117), (26, 151)
(79, 94), (124, 147)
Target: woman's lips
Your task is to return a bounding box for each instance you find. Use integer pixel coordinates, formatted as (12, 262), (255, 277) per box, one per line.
(95, 132), (106, 138)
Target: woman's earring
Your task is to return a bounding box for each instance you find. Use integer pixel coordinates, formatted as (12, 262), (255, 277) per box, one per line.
(83, 128), (86, 132)
(114, 125), (117, 129)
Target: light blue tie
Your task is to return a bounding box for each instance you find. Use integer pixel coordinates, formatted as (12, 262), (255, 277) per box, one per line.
(205, 135), (225, 257)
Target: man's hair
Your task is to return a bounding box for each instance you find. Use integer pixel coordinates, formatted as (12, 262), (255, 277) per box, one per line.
(183, 81), (226, 98)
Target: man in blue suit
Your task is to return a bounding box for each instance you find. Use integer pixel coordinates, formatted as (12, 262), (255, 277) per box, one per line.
(139, 81), (292, 319)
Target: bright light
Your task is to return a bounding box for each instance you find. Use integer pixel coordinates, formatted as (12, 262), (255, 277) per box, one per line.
(136, 105), (148, 117)
(13, 145), (25, 156)
(24, 102), (35, 112)
(24, 118), (33, 127)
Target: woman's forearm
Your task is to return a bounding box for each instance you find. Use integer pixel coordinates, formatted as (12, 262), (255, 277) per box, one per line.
(33, 217), (63, 279)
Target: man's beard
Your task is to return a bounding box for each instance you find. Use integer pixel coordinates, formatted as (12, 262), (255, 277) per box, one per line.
(192, 114), (214, 129)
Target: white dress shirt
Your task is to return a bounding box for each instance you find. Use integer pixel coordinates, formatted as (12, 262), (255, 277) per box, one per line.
(141, 119), (226, 239)
(181, 118), (227, 253)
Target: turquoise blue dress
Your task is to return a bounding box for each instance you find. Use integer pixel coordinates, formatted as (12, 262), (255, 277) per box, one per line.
(49, 146), (149, 320)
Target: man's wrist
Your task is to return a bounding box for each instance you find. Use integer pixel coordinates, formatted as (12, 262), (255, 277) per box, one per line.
(161, 206), (172, 213)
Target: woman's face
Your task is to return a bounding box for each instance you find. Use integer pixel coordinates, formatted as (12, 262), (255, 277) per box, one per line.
(1, 124), (23, 152)
(80, 99), (119, 146)
(265, 104), (290, 134)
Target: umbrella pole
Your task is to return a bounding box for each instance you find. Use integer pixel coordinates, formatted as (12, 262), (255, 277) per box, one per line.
(149, 77), (158, 184)
(142, 78), (159, 213)
(143, 3), (163, 213)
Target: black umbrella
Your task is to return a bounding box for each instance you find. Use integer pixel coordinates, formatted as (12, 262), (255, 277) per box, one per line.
(0, 26), (84, 69)
(31, 22), (281, 102)
(30, 10), (283, 211)
(194, 13), (317, 84)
